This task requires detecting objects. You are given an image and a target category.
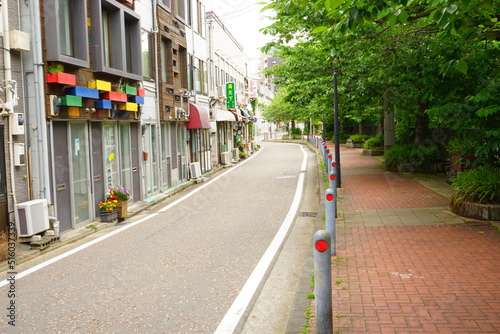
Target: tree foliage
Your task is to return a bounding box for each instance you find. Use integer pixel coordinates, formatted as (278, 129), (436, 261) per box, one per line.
(259, 0), (499, 164)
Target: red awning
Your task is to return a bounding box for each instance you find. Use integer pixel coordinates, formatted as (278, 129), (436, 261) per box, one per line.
(187, 103), (211, 129)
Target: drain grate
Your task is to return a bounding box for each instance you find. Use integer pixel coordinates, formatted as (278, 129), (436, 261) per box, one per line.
(299, 212), (318, 217)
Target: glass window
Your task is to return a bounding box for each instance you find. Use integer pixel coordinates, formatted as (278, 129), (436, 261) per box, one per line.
(176, 0), (186, 21)
(45, 0), (88, 67)
(142, 30), (154, 80)
(102, 10), (111, 67)
(161, 37), (169, 83)
(197, 1), (205, 36)
(120, 123), (133, 199)
(58, 0), (73, 56)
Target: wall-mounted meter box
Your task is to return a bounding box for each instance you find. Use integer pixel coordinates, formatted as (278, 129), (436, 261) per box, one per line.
(14, 143), (25, 166)
(11, 113), (25, 135)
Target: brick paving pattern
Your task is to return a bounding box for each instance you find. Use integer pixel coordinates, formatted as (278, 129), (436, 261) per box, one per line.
(308, 142), (500, 333)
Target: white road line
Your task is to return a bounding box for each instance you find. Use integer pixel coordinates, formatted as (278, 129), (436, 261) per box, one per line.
(215, 144), (308, 334)
(0, 148), (264, 288)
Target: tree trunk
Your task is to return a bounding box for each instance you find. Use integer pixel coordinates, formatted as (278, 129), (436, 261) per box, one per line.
(415, 104), (429, 146)
(383, 90), (395, 153)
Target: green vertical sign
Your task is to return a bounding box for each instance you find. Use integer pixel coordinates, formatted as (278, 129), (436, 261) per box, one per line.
(226, 82), (235, 109)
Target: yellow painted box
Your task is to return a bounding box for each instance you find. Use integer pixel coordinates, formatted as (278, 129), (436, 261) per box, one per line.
(68, 107), (80, 117)
(118, 102), (138, 112)
(88, 80), (111, 91)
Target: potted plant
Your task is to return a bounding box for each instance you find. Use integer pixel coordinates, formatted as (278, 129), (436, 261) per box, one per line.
(107, 186), (131, 220)
(98, 200), (118, 222)
(447, 137), (476, 171)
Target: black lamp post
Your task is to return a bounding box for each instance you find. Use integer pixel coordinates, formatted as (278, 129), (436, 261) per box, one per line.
(333, 56), (341, 188)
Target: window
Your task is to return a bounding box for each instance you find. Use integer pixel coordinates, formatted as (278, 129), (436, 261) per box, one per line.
(160, 0), (171, 10)
(161, 37), (172, 84)
(179, 46), (188, 88)
(45, 0), (89, 67)
(90, 0), (142, 80)
(197, 1), (205, 36)
(175, 0), (186, 21)
(187, 55), (194, 90)
(142, 30), (154, 80)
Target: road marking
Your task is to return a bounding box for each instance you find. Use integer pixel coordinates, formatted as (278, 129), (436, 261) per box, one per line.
(215, 144), (308, 334)
(0, 148), (264, 288)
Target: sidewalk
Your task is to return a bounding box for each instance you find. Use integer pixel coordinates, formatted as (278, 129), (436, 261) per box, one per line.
(310, 143), (500, 333)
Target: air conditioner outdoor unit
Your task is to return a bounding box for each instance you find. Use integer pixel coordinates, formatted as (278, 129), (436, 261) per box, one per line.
(221, 152), (231, 165)
(14, 199), (50, 237)
(217, 86), (225, 98)
(232, 148), (239, 160)
(189, 162), (202, 179)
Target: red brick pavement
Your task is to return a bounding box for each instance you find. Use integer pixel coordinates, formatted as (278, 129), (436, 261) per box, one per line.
(308, 142), (500, 333)
(341, 174), (449, 210)
(330, 224), (500, 333)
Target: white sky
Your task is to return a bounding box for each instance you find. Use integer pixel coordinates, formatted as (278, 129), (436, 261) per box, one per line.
(204, 0), (274, 59)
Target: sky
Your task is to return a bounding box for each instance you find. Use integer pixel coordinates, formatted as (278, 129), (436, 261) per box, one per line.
(204, 0), (274, 59)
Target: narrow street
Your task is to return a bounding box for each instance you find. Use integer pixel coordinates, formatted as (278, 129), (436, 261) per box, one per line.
(1, 142), (320, 333)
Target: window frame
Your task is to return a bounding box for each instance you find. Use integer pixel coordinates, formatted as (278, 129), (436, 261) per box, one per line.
(90, 0), (142, 80)
(44, 0), (89, 67)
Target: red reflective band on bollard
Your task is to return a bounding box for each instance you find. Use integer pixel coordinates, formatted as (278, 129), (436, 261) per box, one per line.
(332, 162), (336, 167)
(328, 154), (332, 159)
(326, 193), (334, 201)
(315, 239), (329, 253)
(329, 174), (336, 180)
(326, 149), (330, 153)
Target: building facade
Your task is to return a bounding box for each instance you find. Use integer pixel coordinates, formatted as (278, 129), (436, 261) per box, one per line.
(2, 0), (258, 235)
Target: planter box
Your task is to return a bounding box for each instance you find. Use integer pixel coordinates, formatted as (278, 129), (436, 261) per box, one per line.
(101, 91), (127, 102)
(118, 102), (138, 112)
(362, 149), (384, 156)
(395, 162), (446, 173)
(100, 210), (118, 222)
(67, 107), (80, 117)
(452, 201), (500, 221)
(137, 88), (145, 97)
(346, 139), (364, 148)
(88, 80), (111, 91)
(66, 86), (99, 99)
(46, 72), (76, 86)
(122, 85), (137, 95)
(60, 95), (82, 107)
(128, 95), (145, 104)
(451, 154), (476, 171)
(95, 99), (112, 110)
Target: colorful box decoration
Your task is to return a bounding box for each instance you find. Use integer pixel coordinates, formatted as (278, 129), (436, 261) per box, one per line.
(68, 107), (80, 117)
(101, 91), (127, 102)
(136, 88), (145, 97)
(95, 99), (112, 109)
(128, 95), (145, 104)
(66, 86), (99, 99)
(88, 80), (111, 91)
(46, 72), (76, 86)
(122, 85), (137, 95)
(118, 102), (138, 112)
(60, 95), (83, 107)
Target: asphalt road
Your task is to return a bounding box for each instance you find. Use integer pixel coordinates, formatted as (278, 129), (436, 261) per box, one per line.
(1, 141), (320, 333)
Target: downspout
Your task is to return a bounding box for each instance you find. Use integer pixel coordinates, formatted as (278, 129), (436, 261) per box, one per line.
(2, 0), (17, 208)
(29, 0), (51, 202)
(152, 1), (163, 192)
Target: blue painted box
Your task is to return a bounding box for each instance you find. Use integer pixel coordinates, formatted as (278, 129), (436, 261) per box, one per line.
(95, 99), (112, 109)
(66, 86), (100, 99)
(128, 95), (145, 104)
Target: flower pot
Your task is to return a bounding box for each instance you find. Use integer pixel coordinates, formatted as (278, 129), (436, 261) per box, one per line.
(451, 154), (476, 171)
(118, 201), (128, 220)
(100, 210), (118, 222)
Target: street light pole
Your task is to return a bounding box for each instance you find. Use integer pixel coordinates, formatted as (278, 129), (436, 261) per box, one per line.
(333, 67), (341, 188)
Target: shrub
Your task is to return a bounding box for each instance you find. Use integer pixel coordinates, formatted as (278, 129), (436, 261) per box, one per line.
(348, 134), (371, 142)
(384, 145), (442, 170)
(450, 166), (500, 208)
(363, 135), (383, 149)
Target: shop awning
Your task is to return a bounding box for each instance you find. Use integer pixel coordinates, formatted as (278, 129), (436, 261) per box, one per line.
(187, 103), (210, 129)
(215, 109), (236, 122)
(239, 108), (252, 120)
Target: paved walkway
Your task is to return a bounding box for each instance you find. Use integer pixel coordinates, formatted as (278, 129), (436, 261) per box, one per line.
(310, 143), (500, 333)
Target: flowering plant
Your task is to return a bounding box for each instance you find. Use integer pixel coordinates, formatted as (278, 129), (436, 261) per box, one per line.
(108, 186), (131, 201)
(99, 199), (118, 212)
